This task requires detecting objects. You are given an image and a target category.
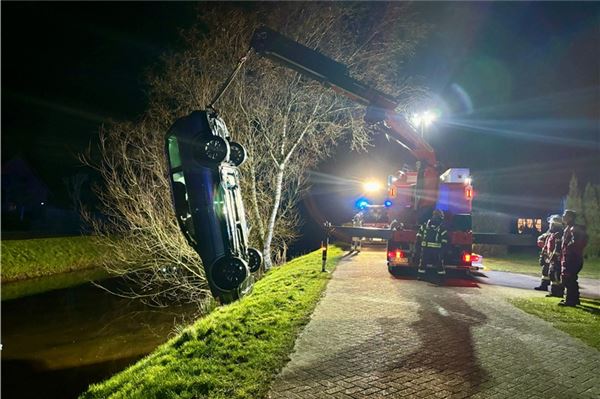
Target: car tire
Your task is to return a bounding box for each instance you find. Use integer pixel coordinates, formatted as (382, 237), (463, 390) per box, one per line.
(199, 136), (230, 163)
(228, 142), (248, 167)
(247, 247), (263, 273)
(211, 256), (249, 291)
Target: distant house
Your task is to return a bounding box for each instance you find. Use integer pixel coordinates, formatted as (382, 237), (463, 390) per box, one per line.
(2, 156), (49, 229)
(503, 196), (563, 236)
(473, 189), (563, 238)
(515, 217), (543, 236)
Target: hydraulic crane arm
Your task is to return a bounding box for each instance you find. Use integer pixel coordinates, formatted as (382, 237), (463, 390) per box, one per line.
(250, 26), (436, 165)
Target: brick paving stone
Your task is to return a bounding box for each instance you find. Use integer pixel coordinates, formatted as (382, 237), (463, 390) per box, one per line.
(268, 251), (600, 399)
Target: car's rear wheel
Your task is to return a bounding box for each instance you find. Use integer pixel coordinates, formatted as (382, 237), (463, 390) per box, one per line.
(228, 142), (247, 167)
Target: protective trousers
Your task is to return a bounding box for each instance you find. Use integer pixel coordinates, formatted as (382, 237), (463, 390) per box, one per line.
(548, 260), (564, 297)
(562, 259), (583, 305)
(538, 254), (550, 289)
(419, 247), (445, 275)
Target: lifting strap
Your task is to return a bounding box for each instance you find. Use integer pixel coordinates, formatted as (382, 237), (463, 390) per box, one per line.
(207, 49), (253, 110)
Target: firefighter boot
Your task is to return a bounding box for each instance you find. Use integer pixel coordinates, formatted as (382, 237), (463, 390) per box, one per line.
(546, 283), (564, 298)
(534, 279), (550, 291)
(558, 301), (578, 307)
(561, 274), (581, 306)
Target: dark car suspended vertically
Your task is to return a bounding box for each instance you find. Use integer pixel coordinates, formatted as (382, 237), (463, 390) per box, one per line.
(165, 110), (262, 304)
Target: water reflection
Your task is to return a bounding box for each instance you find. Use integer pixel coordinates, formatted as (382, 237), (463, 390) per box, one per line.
(2, 278), (201, 399)
(1, 268), (110, 301)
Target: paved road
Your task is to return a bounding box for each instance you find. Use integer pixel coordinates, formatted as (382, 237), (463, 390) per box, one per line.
(474, 270), (600, 299)
(268, 251), (600, 399)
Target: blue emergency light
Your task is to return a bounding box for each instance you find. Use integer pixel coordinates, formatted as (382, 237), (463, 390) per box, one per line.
(384, 200), (393, 208)
(356, 198), (370, 210)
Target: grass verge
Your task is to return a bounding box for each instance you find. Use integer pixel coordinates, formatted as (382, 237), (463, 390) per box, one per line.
(1, 236), (110, 282)
(485, 253), (600, 279)
(510, 296), (600, 350)
(81, 247), (344, 399)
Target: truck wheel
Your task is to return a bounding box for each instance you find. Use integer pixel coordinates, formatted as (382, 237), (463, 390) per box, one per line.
(247, 247), (263, 273)
(200, 136), (230, 163)
(229, 142), (248, 167)
(211, 256), (249, 291)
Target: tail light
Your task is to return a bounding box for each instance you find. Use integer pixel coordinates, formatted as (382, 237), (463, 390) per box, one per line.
(462, 252), (472, 263)
(471, 254), (481, 263)
(465, 186), (473, 200)
(388, 249), (405, 259)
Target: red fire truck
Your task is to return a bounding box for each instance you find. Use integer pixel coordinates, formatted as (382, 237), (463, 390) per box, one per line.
(386, 168), (475, 274)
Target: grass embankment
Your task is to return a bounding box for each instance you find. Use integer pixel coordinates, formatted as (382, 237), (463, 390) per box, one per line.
(1, 236), (109, 282)
(485, 253), (600, 279)
(82, 247), (344, 399)
(510, 296), (600, 351)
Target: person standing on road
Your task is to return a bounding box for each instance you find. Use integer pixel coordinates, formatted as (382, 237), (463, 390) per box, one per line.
(416, 209), (448, 282)
(534, 215), (564, 294)
(545, 215), (565, 297)
(534, 227), (552, 292)
(559, 210), (588, 307)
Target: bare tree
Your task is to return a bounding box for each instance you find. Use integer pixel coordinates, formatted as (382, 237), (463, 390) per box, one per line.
(86, 3), (428, 302)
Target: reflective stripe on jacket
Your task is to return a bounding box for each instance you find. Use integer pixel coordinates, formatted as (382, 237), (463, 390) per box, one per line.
(417, 220), (448, 248)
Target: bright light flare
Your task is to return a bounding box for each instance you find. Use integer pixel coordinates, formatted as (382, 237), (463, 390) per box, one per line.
(363, 180), (382, 192)
(411, 109), (440, 128)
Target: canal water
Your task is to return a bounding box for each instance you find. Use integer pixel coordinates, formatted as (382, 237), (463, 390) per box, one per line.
(1, 275), (202, 399)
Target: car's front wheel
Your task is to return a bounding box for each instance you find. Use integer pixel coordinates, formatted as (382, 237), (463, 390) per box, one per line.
(199, 136), (230, 163)
(211, 256), (249, 291)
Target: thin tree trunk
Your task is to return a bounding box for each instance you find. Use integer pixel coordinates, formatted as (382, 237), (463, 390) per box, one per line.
(263, 166), (285, 270)
(249, 161), (265, 246)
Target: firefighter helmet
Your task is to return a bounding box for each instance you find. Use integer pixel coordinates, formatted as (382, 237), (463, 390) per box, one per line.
(547, 214), (563, 232)
(547, 214), (563, 225)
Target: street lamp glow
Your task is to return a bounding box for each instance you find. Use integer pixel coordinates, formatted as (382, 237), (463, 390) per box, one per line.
(363, 180), (382, 192)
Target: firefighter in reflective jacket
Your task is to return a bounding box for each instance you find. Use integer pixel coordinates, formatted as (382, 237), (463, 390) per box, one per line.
(534, 229), (551, 292)
(416, 209), (448, 278)
(534, 215), (563, 294)
(559, 210), (588, 307)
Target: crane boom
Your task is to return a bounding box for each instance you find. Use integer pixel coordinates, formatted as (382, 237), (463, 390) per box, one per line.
(250, 27), (436, 165)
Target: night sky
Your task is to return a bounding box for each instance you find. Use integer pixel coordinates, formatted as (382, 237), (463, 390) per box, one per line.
(3, 3), (599, 225)
(313, 2), (599, 227)
(3, 2), (197, 204)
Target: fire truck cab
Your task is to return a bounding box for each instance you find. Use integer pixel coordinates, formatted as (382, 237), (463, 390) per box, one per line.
(387, 168), (474, 274)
